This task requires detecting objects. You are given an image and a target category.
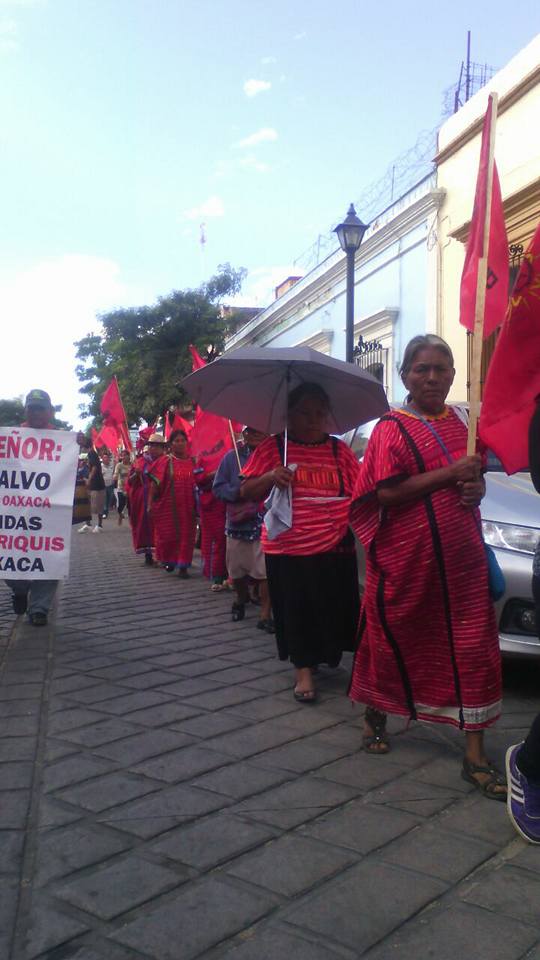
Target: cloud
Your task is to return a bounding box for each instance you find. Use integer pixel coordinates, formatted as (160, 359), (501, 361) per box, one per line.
(235, 127), (278, 149)
(294, 31), (307, 40)
(243, 78), (271, 98)
(261, 56), (276, 65)
(181, 195), (225, 220)
(239, 155), (270, 174)
(0, 0), (44, 6)
(0, 255), (143, 426)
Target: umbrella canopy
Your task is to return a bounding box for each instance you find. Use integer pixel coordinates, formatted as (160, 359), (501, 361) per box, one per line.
(182, 346), (389, 435)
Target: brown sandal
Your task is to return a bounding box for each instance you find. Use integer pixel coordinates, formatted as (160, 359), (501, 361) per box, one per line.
(461, 757), (507, 801)
(363, 707), (390, 755)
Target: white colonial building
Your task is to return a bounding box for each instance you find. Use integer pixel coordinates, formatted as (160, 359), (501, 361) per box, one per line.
(226, 173), (445, 404)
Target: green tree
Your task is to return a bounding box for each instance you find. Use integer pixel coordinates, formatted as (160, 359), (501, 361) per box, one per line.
(74, 263), (247, 427)
(0, 398), (71, 429)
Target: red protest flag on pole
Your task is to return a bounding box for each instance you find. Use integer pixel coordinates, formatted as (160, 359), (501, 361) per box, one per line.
(190, 409), (233, 473)
(479, 222), (540, 474)
(460, 93), (509, 455)
(99, 377), (132, 451)
(459, 94), (509, 340)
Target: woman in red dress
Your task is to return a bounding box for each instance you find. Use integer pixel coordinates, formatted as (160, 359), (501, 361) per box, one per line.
(349, 334), (505, 800)
(126, 434), (165, 565)
(148, 430), (196, 578)
(195, 463), (228, 590)
(241, 383), (360, 702)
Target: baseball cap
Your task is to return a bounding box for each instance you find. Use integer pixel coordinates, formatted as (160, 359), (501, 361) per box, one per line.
(25, 389), (52, 407)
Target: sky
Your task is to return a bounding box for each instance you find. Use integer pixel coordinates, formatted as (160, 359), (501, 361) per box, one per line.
(1, 0), (539, 427)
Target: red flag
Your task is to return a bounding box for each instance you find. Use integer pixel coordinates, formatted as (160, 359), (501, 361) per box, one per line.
(164, 412), (193, 441)
(459, 95), (509, 339)
(190, 411), (234, 473)
(189, 345), (207, 370)
(479, 223), (540, 473)
(99, 377), (132, 451)
(92, 423), (120, 451)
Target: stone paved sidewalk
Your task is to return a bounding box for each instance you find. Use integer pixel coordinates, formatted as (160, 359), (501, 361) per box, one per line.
(2, 523), (540, 960)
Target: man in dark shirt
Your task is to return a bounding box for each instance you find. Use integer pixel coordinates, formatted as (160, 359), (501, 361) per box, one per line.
(79, 445), (105, 532)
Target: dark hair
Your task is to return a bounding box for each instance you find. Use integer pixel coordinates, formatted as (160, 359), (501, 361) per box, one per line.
(169, 429), (187, 443)
(399, 335), (454, 380)
(287, 382), (330, 411)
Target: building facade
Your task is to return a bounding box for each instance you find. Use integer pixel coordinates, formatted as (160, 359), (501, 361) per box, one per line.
(436, 33), (540, 401)
(226, 174), (445, 404)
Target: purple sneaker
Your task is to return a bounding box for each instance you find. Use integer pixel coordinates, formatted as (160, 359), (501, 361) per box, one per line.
(506, 743), (540, 844)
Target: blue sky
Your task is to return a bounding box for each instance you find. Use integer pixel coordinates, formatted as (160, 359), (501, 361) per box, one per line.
(1, 0), (538, 425)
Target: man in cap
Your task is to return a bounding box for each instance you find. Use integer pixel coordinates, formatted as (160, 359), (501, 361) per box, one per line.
(5, 389), (82, 626)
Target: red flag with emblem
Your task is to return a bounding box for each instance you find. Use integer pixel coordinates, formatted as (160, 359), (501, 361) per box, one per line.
(459, 95), (509, 339)
(479, 222), (540, 473)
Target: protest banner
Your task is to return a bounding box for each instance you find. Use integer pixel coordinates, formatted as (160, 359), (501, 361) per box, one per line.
(0, 427), (79, 579)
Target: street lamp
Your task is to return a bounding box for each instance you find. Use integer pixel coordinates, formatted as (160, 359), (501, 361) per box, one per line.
(334, 203), (368, 363)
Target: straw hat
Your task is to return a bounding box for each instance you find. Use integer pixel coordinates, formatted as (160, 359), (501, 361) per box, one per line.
(148, 433), (166, 444)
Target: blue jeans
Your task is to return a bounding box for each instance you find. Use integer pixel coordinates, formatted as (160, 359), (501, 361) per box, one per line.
(6, 579), (59, 616)
(103, 485), (116, 517)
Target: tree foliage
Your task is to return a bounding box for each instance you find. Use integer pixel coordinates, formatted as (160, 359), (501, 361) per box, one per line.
(74, 264), (247, 426)
(0, 398), (71, 429)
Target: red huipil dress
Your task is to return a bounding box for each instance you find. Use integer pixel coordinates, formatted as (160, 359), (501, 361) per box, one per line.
(349, 408), (502, 731)
(195, 464), (227, 581)
(150, 454), (196, 567)
(126, 454), (156, 554)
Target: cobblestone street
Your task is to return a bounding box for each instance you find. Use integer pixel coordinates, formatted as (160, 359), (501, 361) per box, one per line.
(2, 523), (540, 960)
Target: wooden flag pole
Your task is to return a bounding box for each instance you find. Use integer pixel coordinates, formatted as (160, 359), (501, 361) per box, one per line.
(467, 92), (499, 455)
(228, 420), (242, 471)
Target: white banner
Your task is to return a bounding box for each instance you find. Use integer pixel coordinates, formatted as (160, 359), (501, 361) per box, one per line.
(0, 427), (79, 580)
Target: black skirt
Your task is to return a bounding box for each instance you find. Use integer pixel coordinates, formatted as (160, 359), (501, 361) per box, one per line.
(265, 534), (360, 668)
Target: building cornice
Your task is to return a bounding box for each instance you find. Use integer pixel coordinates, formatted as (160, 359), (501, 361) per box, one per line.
(226, 182), (444, 351)
(435, 63), (540, 166)
(449, 177), (540, 243)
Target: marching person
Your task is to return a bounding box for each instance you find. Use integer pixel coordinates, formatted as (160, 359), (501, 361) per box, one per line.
(126, 433), (166, 565)
(147, 429), (196, 578)
(195, 462), (228, 591)
(213, 426), (273, 627)
(241, 383), (360, 702)
(78, 443), (106, 532)
(5, 389), (84, 626)
(113, 450), (131, 524)
(101, 451), (116, 519)
(349, 335), (505, 800)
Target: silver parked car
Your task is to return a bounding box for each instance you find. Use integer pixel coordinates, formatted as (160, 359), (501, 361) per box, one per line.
(483, 459), (539, 657)
(348, 422), (540, 659)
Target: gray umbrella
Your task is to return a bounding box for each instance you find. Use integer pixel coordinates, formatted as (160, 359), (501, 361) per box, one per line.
(182, 346), (389, 435)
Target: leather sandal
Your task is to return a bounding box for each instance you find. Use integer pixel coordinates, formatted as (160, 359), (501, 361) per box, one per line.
(461, 757), (507, 801)
(363, 706), (390, 755)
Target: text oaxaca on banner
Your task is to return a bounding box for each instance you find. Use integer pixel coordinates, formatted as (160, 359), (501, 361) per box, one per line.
(0, 428), (79, 580)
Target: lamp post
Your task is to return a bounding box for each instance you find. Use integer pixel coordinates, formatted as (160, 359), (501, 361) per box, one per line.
(334, 203), (368, 363)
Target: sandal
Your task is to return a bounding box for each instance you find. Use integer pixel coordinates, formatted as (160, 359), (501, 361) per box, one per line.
(294, 687), (317, 704)
(461, 757), (507, 802)
(231, 602), (245, 622)
(363, 706), (390, 755)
